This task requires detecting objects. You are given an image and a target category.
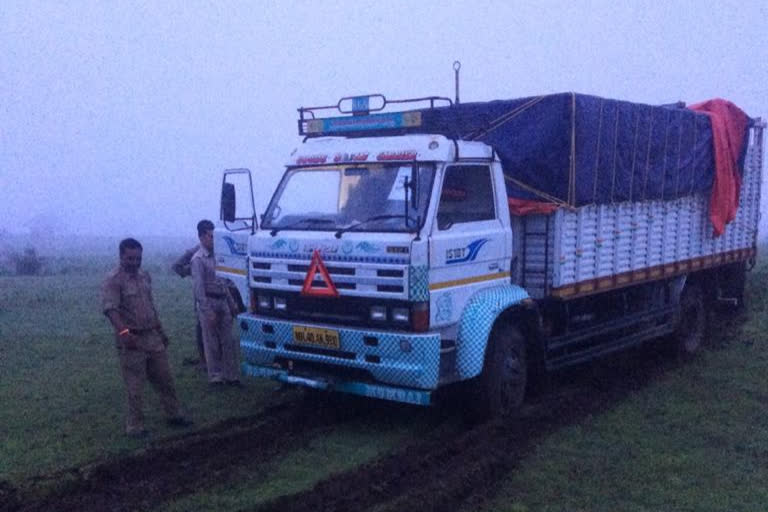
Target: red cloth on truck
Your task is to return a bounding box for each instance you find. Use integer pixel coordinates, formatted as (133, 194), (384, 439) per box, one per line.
(689, 99), (750, 237)
(508, 198), (559, 216)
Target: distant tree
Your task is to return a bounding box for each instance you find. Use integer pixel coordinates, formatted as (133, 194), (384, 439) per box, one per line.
(12, 247), (42, 276)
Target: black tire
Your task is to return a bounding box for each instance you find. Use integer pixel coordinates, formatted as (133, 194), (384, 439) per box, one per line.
(671, 283), (706, 357)
(467, 324), (527, 420)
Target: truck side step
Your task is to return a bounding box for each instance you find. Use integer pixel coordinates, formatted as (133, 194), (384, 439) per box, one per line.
(546, 324), (673, 370)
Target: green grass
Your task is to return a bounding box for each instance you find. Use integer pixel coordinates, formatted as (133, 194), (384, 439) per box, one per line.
(3, 248), (768, 511)
(471, 260), (768, 512)
(159, 415), (416, 512)
(0, 250), (428, 509)
(0, 255), (274, 483)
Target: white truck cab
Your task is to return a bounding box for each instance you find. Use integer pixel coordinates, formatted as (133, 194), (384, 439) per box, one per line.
(218, 92), (763, 417)
(231, 132), (525, 407)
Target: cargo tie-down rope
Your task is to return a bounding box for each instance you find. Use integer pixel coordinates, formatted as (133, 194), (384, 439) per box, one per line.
(463, 93), (575, 210)
(588, 99), (702, 206)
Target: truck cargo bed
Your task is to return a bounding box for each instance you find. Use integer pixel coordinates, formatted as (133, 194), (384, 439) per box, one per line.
(514, 129), (763, 300)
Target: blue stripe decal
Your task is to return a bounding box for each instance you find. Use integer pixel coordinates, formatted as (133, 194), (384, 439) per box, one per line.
(446, 238), (489, 264)
(222, 236), (247, 256)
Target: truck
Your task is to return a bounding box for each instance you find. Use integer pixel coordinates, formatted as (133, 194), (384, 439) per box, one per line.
(216, 83), (764, 417)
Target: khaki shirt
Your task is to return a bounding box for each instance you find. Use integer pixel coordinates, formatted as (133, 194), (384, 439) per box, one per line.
(190, 246), (229, 313)
(102, 267), (162, 331)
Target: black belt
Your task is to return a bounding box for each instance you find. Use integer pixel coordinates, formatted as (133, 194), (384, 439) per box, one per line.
(206, 293), (226, 299)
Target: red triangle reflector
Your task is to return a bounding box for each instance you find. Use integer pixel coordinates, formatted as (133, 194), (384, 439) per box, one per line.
(301, 250), (339, 297)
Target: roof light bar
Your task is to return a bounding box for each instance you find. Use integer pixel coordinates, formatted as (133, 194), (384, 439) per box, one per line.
(301, 111), (422, 136)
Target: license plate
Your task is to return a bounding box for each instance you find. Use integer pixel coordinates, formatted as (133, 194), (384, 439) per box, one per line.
(292, 326), (340, 350)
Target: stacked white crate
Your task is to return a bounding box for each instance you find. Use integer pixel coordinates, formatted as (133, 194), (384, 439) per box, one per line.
(541, 127), (763, 297)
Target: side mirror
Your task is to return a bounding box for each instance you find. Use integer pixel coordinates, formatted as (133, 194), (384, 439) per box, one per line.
(410, 166), (419, 209)
(221, 182), (236, 222)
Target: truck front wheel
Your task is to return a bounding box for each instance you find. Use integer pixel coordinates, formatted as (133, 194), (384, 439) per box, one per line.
(469, 324), (527, 420)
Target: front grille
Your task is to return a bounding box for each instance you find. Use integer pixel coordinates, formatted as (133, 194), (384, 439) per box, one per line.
(288, 279), (356, 290)
(250, 258), (408, 297)
(288, 264), (356, 275)
(377, 269), (404, 277)
(256, 290), (413, 329)
(377, 284), (404, 293)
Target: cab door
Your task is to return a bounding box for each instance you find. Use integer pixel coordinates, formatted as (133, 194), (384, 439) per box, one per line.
(215, 168), (257, 311)
(428, 164), (509, 327)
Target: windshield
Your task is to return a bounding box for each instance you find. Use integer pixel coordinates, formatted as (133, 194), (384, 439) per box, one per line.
(262, 163), (436, 232)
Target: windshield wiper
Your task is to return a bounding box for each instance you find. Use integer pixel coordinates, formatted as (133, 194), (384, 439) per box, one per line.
(270, 217), (334, 236)
(334, 214), (417, 239)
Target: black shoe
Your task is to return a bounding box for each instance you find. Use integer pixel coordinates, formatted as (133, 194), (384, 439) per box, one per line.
(226, 380), (243, 388)
(166, 417), (194, 428)
(182, 357), (200, 366)
(126, 429), (150, 439)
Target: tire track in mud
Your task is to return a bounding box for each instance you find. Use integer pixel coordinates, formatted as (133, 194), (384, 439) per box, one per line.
(6, 394), (364, 512)
(252, 310), (748, 512)
(249, 347), (680, 512)
(3, 311), (746, 512)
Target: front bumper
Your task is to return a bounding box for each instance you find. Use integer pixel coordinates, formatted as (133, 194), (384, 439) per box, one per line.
(238, 314), (441, 405)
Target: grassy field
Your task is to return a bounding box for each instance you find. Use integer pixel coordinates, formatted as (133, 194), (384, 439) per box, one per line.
(0, 248), (440, 510)
(470, 258), (768, 512)
(1, 245), (767, 511)
(0, 252), (274, 483)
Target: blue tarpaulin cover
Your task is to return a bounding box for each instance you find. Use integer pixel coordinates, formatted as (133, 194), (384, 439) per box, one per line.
(416, 93), (748, 210)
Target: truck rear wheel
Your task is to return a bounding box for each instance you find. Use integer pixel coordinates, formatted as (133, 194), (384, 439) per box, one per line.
(468, 323), (527, 420)
(671, 283), (706, 356)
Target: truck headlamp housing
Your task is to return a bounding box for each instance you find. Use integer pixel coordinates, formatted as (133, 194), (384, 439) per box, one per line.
(370, 305), (387, 321)
(258, 295), (272, 309)
(391, 307), (409, 323)
(273, 296), (287, 311)
(410, 302), (430, 332)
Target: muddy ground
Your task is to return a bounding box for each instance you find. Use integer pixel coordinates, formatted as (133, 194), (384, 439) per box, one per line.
(3, 321), (739, 512)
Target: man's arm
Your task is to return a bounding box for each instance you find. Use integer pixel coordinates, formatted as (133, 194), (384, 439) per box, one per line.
(101, 277), (138, 349)
(171, 246), (198, 278)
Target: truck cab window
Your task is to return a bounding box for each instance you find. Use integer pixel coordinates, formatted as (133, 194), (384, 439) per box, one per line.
(437, 165), (495, 230)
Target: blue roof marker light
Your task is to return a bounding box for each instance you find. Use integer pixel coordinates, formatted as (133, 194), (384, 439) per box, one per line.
(302, 111), (422, 136)
(297, 94), (451, 137)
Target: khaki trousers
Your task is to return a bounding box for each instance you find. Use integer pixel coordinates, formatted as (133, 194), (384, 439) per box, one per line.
(198, 303), (240, 383)
(118, 332), (180, 433)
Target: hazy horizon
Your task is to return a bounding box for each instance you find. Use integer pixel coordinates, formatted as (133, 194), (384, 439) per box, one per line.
(2, 1), (766, 239)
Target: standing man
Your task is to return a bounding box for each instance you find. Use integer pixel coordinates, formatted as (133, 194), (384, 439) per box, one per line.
(191, 220), (241, 386)
(172, 243), (206, 371)
(102, 238), (192, 437)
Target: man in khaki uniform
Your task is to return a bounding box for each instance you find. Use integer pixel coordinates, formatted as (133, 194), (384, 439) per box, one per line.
(102, 238), (192, 437)
(172, 243), (206, 370)
(191, 220), (241, 385)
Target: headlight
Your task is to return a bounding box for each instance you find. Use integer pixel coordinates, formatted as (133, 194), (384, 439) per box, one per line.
(370, 305), (387, 321)
(392, 307), (409, 323)
(258, 295), (272, 309)
(273, 296), (287, 311)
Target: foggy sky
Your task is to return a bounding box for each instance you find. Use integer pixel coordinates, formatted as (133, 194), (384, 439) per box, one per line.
(2, 1), (767, 238)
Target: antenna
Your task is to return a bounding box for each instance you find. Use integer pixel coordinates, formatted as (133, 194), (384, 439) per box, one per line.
(453, 60), (461, 105)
